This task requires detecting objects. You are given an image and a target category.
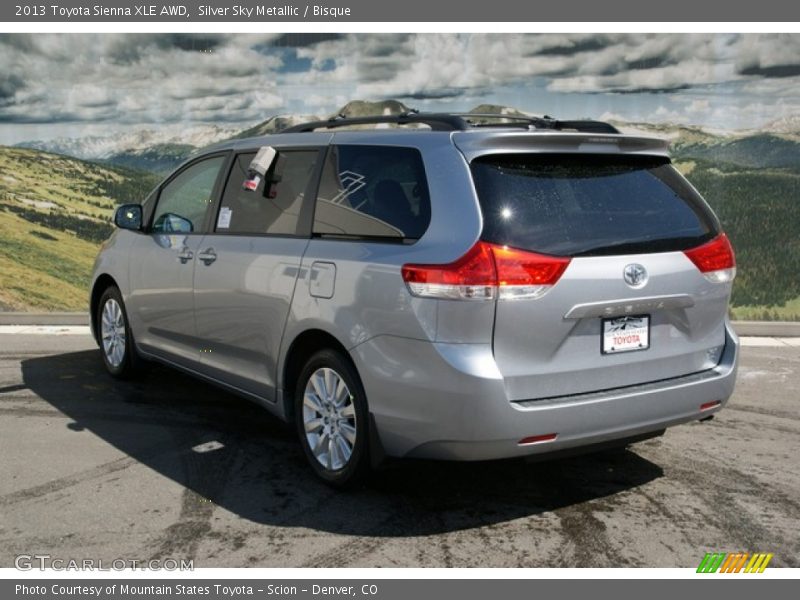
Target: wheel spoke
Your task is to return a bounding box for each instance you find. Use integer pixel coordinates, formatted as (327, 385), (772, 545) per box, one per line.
(312, 432), (329, 457)
(323, 368), (336, 402)
(310, 371), (326, 402)
(333, 378), (349, 406)
(340, 403), (356, 418)
(303, 391), (325, 414)
(339, 422), (357, 445)
(335, 434), (352, 463)
(304, 417), (324, 433)
(111, 342), (121, 366)
(327, 436), (335, 470)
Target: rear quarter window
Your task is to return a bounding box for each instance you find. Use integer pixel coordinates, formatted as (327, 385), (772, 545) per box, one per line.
(313, 145), (431, 242)
(471, 154), (719, 257)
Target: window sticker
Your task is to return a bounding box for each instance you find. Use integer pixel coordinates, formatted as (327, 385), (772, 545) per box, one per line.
(217, 206), (233, 229)
(243, 173), (261, 191)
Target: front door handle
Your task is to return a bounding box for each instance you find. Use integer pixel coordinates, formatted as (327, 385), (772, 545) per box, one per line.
(177, 248), (194, 264)
(197, 248), (217, 265)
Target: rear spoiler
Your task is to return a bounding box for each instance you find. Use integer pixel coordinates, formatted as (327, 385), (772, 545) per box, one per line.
(453, 131), (670, 162)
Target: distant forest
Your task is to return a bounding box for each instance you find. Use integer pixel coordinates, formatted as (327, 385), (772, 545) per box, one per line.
(685, 160), (800, 316)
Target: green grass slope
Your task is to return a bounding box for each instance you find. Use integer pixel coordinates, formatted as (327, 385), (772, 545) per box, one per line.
(0, 147), (159, 311)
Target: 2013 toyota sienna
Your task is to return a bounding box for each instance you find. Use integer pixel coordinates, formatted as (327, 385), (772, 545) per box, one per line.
(90, 112), (739, 486)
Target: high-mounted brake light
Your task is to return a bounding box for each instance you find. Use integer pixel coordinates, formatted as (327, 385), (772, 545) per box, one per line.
(683, 233), (736, 283)
(401, 242), (570, 301)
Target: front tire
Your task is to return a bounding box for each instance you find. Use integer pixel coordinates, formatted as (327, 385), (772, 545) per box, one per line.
(96, 286), (141, 379)
(295, 349), (370, 488)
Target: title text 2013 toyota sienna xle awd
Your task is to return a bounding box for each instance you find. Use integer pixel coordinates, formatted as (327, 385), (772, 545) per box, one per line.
(90, 113), (739, 486)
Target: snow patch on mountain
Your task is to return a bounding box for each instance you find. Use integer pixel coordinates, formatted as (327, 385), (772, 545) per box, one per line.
(17, 124), (239, 160)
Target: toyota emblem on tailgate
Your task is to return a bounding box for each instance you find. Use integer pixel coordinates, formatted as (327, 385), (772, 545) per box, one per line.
(623, 264), (648, 288)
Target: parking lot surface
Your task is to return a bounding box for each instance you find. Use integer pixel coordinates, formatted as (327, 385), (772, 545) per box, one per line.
(1, 333), (798, 567)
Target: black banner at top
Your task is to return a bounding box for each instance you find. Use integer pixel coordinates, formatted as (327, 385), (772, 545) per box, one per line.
(3, 0), (800, 22)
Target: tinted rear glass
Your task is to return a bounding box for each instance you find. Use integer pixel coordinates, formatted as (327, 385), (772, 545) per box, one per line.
(313, 145), (431, 241)
(471, 154), (719, 257)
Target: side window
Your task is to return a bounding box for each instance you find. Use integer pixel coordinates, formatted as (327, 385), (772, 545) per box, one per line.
(313, 145), (431, 241)
(216, 150), (319, 236)
(151, 156), (226, 234)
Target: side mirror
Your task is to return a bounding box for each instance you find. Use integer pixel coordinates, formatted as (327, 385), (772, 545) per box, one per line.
(114, 204), (143, 231)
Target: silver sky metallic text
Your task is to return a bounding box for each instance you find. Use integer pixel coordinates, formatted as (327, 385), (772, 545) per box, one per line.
(197, 5), (301, 17)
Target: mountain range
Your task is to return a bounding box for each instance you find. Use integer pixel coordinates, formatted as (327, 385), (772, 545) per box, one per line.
(16, 101), (800, 173)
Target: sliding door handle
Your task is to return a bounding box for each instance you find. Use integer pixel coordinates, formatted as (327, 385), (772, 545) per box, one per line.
(197, 248), (217, 265)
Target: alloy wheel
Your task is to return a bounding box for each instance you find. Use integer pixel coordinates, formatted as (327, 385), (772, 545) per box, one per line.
(302, 367), (357, 471)
(100, 298), (126, 368)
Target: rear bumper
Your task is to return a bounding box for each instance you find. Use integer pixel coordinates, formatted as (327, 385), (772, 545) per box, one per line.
(351, 321), (739, 461)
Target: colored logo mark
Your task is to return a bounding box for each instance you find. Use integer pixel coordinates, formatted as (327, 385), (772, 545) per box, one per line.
(697, 552), (773, 573)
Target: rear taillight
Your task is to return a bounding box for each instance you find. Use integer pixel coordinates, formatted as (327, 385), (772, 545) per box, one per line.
(402, 242), (570, 301)
(683, 233), (736, 283)
(492, 244), (571, 300)
(401, 242), (496, 301)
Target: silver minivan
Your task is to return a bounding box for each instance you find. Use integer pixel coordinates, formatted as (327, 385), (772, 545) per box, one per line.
(90, 113), (739, 486)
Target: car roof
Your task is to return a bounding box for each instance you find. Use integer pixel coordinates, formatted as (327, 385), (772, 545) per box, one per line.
(200, 126), (670, 161)
(196, 113), (670, 163)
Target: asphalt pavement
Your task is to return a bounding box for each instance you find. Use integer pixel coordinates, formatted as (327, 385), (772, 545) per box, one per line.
(1, 331), (798, 568)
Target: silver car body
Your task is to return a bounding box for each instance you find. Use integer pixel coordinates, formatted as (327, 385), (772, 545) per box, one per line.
(90, 127), (739, 461)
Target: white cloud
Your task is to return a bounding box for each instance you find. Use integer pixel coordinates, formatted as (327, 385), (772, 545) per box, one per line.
(686, 99), (710, 114)
(1, 33), (800, 138)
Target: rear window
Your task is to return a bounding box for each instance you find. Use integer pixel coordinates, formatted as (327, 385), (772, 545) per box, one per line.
(471, 154), (719, 257)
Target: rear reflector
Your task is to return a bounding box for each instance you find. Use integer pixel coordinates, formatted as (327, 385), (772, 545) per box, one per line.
(684, 233), (736, 283)
(700, 400), (722, 411)
(518, 433), (558, 445)
(402, 241), (570, 301)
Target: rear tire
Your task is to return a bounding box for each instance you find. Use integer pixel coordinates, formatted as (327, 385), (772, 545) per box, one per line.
(294, 349), (370, 488)
(96, 286), (142, 379)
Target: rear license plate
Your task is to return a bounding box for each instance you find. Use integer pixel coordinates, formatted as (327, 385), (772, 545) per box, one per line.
(602, 315), (650, 354)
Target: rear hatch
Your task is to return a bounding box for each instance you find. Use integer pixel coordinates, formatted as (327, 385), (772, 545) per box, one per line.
(468, 150), (735, 401)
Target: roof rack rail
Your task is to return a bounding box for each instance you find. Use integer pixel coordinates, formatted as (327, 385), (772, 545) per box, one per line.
(278, 112), (620, 134)
(280, 112), (468, 133)
(458, 113), (620, 134)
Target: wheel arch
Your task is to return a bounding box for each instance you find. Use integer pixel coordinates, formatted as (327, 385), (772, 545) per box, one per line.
(280, 328), (354, 424)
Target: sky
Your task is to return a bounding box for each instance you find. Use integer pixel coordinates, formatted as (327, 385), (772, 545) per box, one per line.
(1, 32), (800, 145)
